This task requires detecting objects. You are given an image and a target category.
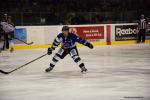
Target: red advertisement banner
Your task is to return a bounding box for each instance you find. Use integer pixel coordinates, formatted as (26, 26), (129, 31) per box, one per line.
(70, 26), (104, 41)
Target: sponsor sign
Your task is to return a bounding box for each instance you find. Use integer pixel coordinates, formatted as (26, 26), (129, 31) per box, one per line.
(70, 26), (104, 42)
(115, 24), (150, 41)
(115, 25), (137, 41)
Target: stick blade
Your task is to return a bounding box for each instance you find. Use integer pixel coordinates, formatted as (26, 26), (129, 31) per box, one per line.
(28, 42), (34, 45)
(0, 70), (9, 74)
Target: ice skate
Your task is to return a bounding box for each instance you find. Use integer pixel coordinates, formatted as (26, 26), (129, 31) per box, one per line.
(81, 67), (87, 73)
(10, 47), (14, 52)
(45, 67), (53, 72)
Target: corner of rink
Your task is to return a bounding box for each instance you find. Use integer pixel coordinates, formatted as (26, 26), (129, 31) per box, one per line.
(13, 40), (150, 50)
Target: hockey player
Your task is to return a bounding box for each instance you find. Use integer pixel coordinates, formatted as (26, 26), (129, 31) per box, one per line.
(7, 16), (15, 52)
(0, 15), (15, 52)
(0, 25), (4, 53)
(45, 26), (94, 73)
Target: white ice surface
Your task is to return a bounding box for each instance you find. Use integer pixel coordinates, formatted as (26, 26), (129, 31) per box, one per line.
(0, 44), (150, 100)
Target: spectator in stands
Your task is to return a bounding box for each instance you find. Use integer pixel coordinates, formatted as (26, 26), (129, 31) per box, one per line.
(92, 15), (100, 24)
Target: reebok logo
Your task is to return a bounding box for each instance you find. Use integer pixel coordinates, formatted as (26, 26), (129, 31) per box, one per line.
(116, 28), (137, 36)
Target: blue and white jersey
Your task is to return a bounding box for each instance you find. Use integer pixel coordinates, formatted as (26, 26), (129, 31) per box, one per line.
(51, 33), (91, 49)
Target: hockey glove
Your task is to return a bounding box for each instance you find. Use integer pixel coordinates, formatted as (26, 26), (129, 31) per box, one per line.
(47, 48), (52, 55)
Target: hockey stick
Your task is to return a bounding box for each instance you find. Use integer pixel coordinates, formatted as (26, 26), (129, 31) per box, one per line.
(13, 37), (34, 45)
(0, 53), (47, 74)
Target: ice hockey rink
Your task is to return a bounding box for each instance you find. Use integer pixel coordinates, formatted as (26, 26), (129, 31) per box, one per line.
(0, 44), (150, 100)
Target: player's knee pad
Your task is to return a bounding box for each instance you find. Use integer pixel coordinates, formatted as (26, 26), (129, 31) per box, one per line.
(57, 48), (65, 56)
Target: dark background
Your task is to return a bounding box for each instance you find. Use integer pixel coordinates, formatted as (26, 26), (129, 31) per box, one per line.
(0, 0), (150, 25)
